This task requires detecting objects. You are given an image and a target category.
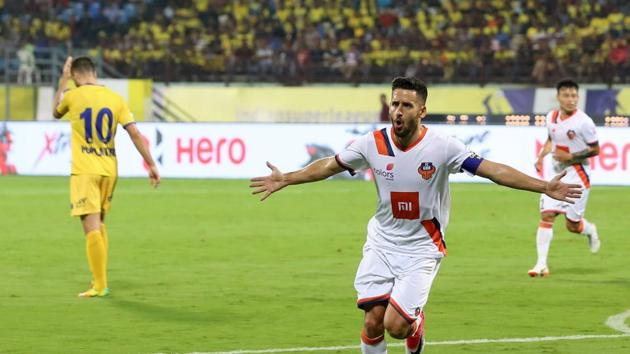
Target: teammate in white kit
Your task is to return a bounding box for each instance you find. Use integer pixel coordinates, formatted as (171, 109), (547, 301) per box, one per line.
(529, 79), (601, 278)
(250, 77), (582, 354)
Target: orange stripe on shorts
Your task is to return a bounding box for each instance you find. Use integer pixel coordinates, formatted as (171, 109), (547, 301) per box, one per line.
(574, 164), (591, 188)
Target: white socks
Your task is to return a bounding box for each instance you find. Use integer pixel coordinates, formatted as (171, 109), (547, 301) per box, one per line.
(536, 218), (598, 267)
(360, 340), (386, 354)
(580, 219), (596, 236)
(536, 222), (554, 267)
(361, 330), (387, 354)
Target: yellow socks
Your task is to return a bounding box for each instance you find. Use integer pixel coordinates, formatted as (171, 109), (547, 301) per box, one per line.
(85, 230), (107, 291)
(100, 223), (109, 268)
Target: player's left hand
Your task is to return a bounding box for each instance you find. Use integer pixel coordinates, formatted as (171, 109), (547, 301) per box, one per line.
(249, 161), (287, 201)
(553, 149), (572, 163)
(148, 165), (160, 188)
(545, 170), (582, 203)
(534, 158), (544, 173)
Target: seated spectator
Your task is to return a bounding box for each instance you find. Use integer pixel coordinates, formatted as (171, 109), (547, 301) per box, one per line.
(0, 0), (628, 85)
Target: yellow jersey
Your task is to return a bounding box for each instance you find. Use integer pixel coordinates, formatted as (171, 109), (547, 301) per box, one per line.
(55, 85), (135, 176)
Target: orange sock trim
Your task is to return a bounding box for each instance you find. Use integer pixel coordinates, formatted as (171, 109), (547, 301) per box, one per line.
(539, 221), (553, 229)
(578, 220), (585, 233)
(361, 329), (384, 345)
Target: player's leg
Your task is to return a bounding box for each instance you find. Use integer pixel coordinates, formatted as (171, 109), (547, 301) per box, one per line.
(80, 211), (108, 296)
(100, 215), (108, 268)
(530, 194), (562, 277)
(529, 211), (557, 277)
(71, 175), (108, 297)
(385, 257), (440, 354)
(99, 176), (117, 271)
(80, 213), (101, 285)
(360, 303), (387, 354)
(383, 297), (419, 340)
(564, 188), (600, 253)
(355, 244), (394, 354)
(567, 218), (600, 253)
(86, 213), (108, 290)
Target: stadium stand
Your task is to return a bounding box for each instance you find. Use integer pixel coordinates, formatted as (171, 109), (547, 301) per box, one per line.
(1, 0), (629, 85)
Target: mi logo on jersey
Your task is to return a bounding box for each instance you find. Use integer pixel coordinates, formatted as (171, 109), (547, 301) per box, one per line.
(391, 192), (419, 219)
(398, 202), (412, 211)
(567, 129), (576, 140)
(418, 162), (436, 180)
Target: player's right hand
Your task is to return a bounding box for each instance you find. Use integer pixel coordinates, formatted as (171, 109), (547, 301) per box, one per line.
(249, 161), (287, 201)
(62, 56), (73, 80)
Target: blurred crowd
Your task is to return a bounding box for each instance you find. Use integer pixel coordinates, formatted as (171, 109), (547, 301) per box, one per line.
(1, 0), (629, 85)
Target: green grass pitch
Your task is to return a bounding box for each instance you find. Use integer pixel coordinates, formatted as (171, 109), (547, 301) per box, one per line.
(1, 176), (629, 354)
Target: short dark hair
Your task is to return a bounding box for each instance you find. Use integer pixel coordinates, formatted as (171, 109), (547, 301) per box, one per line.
(391, 77), (428, 103)
(556, 79), (579, 93)
(71, 56), (96, 75)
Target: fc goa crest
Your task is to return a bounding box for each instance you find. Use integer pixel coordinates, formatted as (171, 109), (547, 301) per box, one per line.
(418, 162), (436, 180)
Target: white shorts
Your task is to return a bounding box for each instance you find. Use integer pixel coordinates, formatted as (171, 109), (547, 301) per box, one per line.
(540, 187), (590, 222)
(354, 244), (441, 323)
(540, 164), (592, 222)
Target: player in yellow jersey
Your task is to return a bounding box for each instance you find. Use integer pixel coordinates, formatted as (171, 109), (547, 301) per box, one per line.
(53, 56), (160, 298)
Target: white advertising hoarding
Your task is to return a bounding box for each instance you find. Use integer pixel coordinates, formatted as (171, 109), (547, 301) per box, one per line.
(1, 122), (628, 185)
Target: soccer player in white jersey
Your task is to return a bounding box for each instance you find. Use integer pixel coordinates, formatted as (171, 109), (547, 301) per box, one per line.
(250, 77), (582, 354)
(529, 79), (601, 278)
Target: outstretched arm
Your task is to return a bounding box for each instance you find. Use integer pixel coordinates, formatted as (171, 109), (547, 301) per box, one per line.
(250, 156), (346, 201)
(125, 123), (160, 188)
(475, 159), (582, 203)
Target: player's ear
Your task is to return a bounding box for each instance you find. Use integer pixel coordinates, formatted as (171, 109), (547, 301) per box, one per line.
(418, 104), (427, 118)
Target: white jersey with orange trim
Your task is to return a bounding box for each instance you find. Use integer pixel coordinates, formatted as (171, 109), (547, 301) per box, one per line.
(336, 126), (478, 258)
(546, 109), (598, 188)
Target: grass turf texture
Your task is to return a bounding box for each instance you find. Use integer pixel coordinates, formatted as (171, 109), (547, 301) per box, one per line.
(1, 176), (629, 354)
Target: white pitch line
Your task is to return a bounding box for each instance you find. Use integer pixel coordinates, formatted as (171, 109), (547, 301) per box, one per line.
(606, 310), (630, 334)
(180, 310), (630, 354)
(188, 333), (630, 354)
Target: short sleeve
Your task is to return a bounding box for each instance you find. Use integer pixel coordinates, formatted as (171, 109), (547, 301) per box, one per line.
(445, 136), (476, 174)
(336, 134), (370, 175)
(118, 98), (135, 127)
(581, 118), (598, 144)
